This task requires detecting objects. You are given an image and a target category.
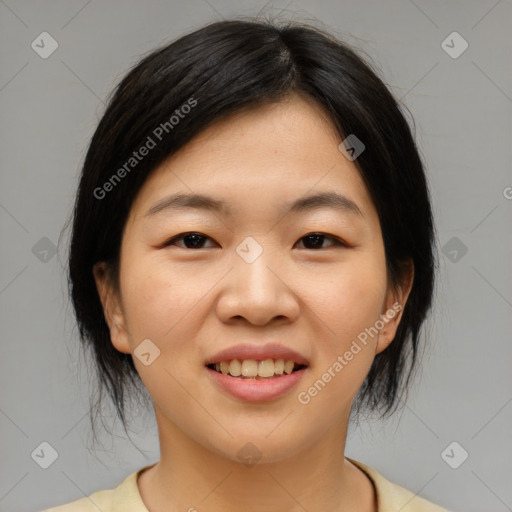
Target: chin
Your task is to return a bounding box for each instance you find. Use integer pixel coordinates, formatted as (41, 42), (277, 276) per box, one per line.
(202, 429), (314, 467)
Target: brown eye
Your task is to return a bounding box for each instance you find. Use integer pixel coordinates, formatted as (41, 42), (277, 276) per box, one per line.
(296, 233), (346, 250)
(164, 232), (216, 249)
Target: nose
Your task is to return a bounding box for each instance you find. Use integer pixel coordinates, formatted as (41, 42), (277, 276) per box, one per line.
(215, 247), (300, 326)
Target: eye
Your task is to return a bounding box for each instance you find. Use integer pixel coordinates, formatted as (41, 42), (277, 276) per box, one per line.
(164, 232), (217, 249)
(296, 233), (347, 250)
(163, 232), (347, 250)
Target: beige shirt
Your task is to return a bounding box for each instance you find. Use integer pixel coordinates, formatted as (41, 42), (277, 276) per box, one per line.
(44, 459), (451, 511)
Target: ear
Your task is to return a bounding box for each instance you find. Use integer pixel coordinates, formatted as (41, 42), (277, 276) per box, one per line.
(375, 260), (414, 355)
(93, 261), (131, 354)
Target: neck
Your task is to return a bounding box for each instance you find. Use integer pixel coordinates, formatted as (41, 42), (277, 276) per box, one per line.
(137, 407), (376, 512)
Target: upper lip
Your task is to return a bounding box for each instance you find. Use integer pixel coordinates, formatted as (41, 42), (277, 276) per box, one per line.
(205, 343), (309, 366)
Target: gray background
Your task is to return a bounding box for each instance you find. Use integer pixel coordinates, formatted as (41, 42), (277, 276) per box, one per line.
(0, 1), (511, 511)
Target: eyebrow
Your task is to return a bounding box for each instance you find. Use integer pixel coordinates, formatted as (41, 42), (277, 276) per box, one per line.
(144, 191), (364, 219)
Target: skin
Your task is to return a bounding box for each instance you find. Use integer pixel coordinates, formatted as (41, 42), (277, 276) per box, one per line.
(94, 94), (414, 512)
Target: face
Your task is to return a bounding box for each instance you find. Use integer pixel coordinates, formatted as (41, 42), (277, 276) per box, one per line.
(94, 94), (413, 464)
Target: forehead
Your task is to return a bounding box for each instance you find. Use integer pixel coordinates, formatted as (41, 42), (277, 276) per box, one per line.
(128, 95), (378, 227)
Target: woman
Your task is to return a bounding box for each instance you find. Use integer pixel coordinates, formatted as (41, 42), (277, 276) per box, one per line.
(46, 18), (450, 511)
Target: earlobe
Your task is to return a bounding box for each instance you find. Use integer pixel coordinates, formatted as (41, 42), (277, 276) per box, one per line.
(375, 261), (414, 354)
(92, 262), (132, 354)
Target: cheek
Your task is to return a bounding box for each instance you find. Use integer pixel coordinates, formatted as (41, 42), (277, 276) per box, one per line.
(118, 251), (180, 341)
(297, 267), (386, 416)
(312, 259), (387, 345)
(119, 250), (221, 356)
(117, 254), (206, 398)
(122, 266), (173, 332)
(296, 256), (388, 412)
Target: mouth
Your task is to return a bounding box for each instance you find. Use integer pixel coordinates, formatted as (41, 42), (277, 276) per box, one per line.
(204, 343), (310, 401)
(205, 357), (309, 402)
(206, 359), (308, 379)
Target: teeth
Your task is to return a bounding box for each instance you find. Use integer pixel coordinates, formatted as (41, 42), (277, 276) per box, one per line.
(229, 359), (242, 377)
(274, 359), (284, 375)
(211, 358), (304, 378)
(241, 359), (258, 377)
(258, 359), (275, 378)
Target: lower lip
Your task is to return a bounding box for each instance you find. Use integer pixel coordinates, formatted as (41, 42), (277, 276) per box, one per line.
(206, 367), (307, 402)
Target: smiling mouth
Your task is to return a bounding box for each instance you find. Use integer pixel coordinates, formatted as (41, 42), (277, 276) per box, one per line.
(206, 359), (308, 379)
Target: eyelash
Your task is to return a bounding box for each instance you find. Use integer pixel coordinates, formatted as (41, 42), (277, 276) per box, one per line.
(163, 232), (348, 250)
